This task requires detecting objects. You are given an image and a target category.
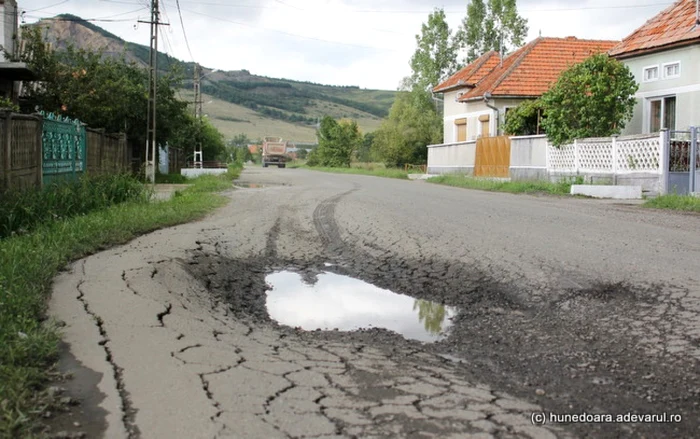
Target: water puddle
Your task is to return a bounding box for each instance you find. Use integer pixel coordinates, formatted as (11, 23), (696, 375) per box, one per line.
(265, 271), (457, 342)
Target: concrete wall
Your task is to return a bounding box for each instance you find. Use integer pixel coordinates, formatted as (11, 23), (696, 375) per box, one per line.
(621, 45), (700, 134)
(0, 1), (17, 62)
(509, 135), (547, 180)
(427, 140), (476, 175)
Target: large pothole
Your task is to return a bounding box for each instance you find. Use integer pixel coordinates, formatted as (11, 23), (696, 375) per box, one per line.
(265, 270), (457, 342)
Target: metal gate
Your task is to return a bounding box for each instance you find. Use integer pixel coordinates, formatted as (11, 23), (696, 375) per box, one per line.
(474, 135), (511, 178)
(667, 127), (698, 195)
(41, 112), (87, 185)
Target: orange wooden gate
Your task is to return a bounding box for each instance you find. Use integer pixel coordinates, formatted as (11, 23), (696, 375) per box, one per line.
(474, 136), (511, 178)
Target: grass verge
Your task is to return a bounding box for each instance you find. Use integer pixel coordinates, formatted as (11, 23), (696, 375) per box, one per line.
(427, 174), (577, 195)
(0, 165), (240, 438)
(643, 194), (700, 212)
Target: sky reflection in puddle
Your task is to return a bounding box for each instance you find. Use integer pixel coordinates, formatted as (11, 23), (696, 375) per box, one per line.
(265, 271), (457, 342)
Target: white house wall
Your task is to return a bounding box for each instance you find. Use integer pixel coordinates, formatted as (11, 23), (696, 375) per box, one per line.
(442, 95), (528, 143)
(621, 45), (700, 134)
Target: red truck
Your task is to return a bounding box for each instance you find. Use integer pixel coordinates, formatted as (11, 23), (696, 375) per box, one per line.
(262, 137), (289, 168)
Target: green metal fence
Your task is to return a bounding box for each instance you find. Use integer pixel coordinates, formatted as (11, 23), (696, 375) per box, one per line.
(41, 112), (86, 185)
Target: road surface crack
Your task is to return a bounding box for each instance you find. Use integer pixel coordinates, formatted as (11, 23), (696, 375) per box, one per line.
(75, 266), (139, 438)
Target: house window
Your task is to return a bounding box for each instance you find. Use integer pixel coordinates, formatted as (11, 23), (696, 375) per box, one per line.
(662, 62), (681, 79)
(455, 118), (467, 142)
(643, 66), (659, 82)
(649, 96), (676, 132)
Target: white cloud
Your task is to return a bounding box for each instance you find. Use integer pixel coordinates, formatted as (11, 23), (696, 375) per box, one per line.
(19, 0), (674, 90)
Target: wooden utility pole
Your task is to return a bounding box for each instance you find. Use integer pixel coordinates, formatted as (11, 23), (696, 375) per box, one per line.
(139, 1), (168, 183)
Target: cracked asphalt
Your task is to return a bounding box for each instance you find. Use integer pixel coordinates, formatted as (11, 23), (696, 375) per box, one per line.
(49, 167), (700, 438)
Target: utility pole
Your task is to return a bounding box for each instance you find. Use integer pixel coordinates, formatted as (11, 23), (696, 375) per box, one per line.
(193, 63), (203, 168)
(139, 1), (168, 184)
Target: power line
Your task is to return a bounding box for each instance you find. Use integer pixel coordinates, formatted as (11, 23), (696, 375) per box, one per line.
(23, 0), (70, 13)
(174, 0), (194, 61)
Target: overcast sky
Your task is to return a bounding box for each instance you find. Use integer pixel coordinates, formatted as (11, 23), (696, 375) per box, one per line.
(18, 0), (674, 90)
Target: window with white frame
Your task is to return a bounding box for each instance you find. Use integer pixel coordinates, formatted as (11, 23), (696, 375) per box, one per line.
(643, 66), (659, 82)
(648, 96), (676, 133)
(662, 61), (681, 79)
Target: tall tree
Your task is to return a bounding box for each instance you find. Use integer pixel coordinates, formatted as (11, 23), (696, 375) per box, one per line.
(407, 8), (457, 93)
(455, 0), (529, 65)
(313, 116), (362, 167)
(372, 91), (442, 167)
(540, 54), (638, 146)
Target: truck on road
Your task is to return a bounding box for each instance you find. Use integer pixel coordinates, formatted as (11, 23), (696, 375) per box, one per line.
(262, 137), (289, 168)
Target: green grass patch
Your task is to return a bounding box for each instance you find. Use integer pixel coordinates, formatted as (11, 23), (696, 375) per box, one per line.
(301, 164), (408, 180)
(643, 194), (700, 212)
(0, 170), (238, 438)
(427, 174), (577, 195)
(0, 175), (149, 239)
(155, 173), (189, 184)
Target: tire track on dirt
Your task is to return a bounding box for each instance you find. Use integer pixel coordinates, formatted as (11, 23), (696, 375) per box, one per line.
(312, 185), (360, 253)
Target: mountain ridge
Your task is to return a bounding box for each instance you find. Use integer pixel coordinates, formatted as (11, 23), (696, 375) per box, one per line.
(31, 15), (396, 142)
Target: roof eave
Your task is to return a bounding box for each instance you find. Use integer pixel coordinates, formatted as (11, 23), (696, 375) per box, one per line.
(611, 37), (700, 60)
(433, 83), (475, 94)
(0, 62), (37, 81)
(460, 93), (541, 103)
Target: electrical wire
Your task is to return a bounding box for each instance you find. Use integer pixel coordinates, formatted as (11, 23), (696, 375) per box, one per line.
(23, 0), (70, 13)
(174, 0), (194, 61)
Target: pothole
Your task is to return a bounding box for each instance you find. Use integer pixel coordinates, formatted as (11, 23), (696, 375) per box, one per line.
(265, 270), (457, 342)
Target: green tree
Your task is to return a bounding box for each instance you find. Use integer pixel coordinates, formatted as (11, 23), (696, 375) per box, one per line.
(18, 25), (219, 158)
(313, 116), (362, 167)
(169, 115), (226, 162)
(540, 54), (638, 146)
(357, 132), (375, 163)
(503, 99), (547, 136)
(413, 300), (448, 334)
(296, 148), (308, 160)
(455, 0), (528, 64)
(229, 133), (251, 148)
(372, 92), (442, 167)
(407, 8), (457, 92)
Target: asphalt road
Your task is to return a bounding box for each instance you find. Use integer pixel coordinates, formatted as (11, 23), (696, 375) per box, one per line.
(50, 167), (700, 439)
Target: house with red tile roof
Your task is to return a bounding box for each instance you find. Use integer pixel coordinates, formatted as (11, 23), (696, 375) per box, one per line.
(433, 37), (617, 144)
(609, 0), (700, 134)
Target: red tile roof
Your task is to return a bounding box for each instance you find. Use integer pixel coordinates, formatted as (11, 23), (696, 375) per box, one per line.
(459, 37), (618, 101)
(609, 0), (700, 58)
(432, 51), (500, 93)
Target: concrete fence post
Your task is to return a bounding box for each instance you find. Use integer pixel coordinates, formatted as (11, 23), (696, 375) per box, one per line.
(4, 112), (13, 190)
(660, 129), (670, 195)
(690, 126), (697, 194)
(573, 139), (579, 174)
(611, 135), (618, 185)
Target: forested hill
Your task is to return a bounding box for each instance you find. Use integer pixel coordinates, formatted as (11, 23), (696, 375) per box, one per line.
(32, 15), (396, 142)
